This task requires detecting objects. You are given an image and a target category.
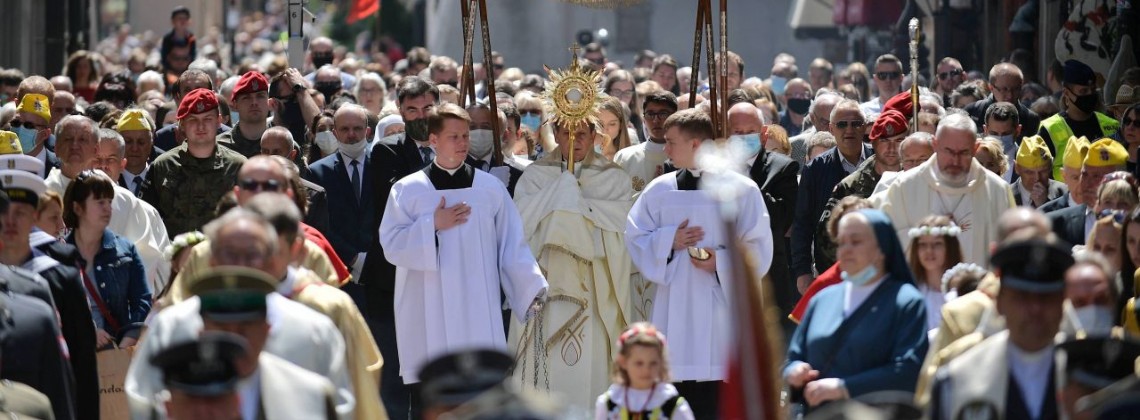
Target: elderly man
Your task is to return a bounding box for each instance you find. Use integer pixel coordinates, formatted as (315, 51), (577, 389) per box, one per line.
(50, 90), (75, 127)
(726, 101), (799, 335)
(788, 92), (840, 170)
(217, 71), (272, 158)
(428, 56), (459, 87)
(1040, 136), (1091, 213)
(1046, 138), (1127, 246)
(12, 93), (60, 176)
(45, 115), (171, 292)
(305, 36), (357, 89)
(880, 113), (1015, 265)
(964, 62), (1042, 135)
(115, 110), (160, 196)
(790, 99), (873, 291)
(779, 78), (812, 136)
(870, 132), (937, 197)
(1059, 250), (1118, 337)
(313, 65), (345, 104)
(860, 54), (904, 117)
(929, 238), (1073, 419)
(1036, 60), (1119, 176)
(1011, 135), (1068, 208)
(143, 88), (247, 237)
(92, 128), (127, 182)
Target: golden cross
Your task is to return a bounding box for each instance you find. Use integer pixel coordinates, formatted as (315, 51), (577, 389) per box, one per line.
(569, 43), (580, 60)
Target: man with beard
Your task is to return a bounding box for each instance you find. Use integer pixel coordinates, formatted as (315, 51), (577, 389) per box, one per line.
(880, 113), (1015, 265)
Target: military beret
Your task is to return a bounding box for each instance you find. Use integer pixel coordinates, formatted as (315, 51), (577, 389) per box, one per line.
(1058, 336), (1140, 390)
(116, 109), (154, 133)
(1015, 135), (1053, 170)
(0, 154), (44, 178)
(188, 266), (277, 322)
(991, 239), (1073, 293)
(149, 331), (248, 396)
(869, 110), (908, 141)
(1063, 135), (1092, 169)
(16, 94), (50, 124)
(0, 130), (21, 155)
(882, 91), (913, 119)
(177, 88), (220, 121)
(231, 71), (269, 103)
(0, 169), (46, 207)
(1085, 138), (1128, 168)
(419, 348), (514, 408)
(1064, 59), (1096, 87)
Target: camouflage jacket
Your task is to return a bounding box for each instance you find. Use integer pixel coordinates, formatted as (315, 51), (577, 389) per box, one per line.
(813, 155), (882, 272)
(141, 142), (247, 238)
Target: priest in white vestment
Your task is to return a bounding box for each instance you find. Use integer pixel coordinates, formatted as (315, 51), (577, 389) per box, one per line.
(511, 118), (637, 409)
(876, 114), (1014, 265)
(625, 109), (773, 418)
(379, 104), (548, 388)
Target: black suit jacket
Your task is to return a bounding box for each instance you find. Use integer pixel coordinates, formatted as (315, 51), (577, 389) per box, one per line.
(1047, 204), (1088, 246)
(790, 144), (874, 278)
(305, 151), (377, 264)
(300, 178), (331, 237)
(1011, 179), (1069, 208)
(464, 156), (524, 196)
(964, 95), (1042, 135)
(748, 148), (800, 320)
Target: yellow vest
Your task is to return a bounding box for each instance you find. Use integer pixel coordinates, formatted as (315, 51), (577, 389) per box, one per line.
(1045, 112), (1120, 181)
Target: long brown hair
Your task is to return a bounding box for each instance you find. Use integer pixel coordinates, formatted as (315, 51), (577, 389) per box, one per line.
(598, 96), (632, 159)
(906, 215), (965, 285)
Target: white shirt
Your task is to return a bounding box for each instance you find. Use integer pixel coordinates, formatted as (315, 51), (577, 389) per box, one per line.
(839, 147), (869, 173)
(860, 97), (884, 117)
(238, 369), (263, 420)
(1007, 343), (1054, 419)
(842, 276), (886, 318)
(918, 284), (947, 330)
(644, 139), (665, 153)
(121, 165), (150, 193)
(340, 152), (364, 197)
(1084, 207), (1096, 241)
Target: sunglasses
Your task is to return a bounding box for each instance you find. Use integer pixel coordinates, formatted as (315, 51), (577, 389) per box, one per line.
(875, 71), (902, 81)
(644, 111), (674, 121)
(9, 120), (44, 131)
(1099, 209), (1127, 224)
(238, 178), (283, 192)
(1122, 117), (1139, 128)
(834, 120), (866, 129)
(937, 69), (964, 80)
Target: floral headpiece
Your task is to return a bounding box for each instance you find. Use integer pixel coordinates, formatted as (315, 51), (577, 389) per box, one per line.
(618, 323), (667, 349)
(908, 223), (962, 239)
(164, 231), (207, 261)
(940, 262), (988, 294)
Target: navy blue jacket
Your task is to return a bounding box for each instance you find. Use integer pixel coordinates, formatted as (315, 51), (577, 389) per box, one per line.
(790, 144), (874, 278)
(305, 150), (378, 264)
(65, 229), (152, 339)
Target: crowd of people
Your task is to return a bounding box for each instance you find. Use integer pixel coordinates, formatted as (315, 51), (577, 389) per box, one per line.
(2, 3), (1140, 420)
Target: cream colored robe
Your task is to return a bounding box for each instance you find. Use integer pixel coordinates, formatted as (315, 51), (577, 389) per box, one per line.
(877, 157), (1015, 265)
(511, 149), (635, 409)
(613, 141), (667, 195)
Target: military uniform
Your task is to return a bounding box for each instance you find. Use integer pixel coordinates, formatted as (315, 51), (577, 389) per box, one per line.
(216, 127), (264, 158)
(814, 155), (882, 271)
(141, 141), (246, 237)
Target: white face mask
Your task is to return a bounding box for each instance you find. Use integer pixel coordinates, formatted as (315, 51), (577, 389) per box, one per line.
(314, 131), (338, 155)
(338, 139), (368, 160)
(1071, 303), (1115, 335)
(469, 129), (494, 159)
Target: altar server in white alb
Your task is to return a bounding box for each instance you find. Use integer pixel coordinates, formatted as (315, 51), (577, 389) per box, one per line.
(624, 108), (773, 419)
(379, 103), (548, 387)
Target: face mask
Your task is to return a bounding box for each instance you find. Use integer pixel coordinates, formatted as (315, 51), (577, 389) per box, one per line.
(13, 126), (38, 152)
(841, 265), (879, 286)
(229, 110), (241, 125)
(469, 129), (494, 159)
(787, 98), (811, 115)
(339, 139), (368, 160)
(770, 76), (788, 96)
(997, 134), (1015, 147)
(1071, 90), (1099, 114)
(1072, 304), (1115, 335)
(405, 118), (430, 142)
(314, 130), (339, 155)
(730, 133), (762, 157)
(315, 81), (342, 102)
(312, 52), (334, 69)
(520, 114), (542, 133)
(594, 144), (604, 154)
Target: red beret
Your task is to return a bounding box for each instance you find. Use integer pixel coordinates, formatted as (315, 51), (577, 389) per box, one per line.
(882, 91), (914, 119)
(869, 110), (908, 141)
(177, 88), (220, 120)
(231, 71), (269, 102)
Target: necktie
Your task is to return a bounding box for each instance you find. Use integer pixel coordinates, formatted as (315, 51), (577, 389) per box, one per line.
(350, 160), (361, 203)
(420, 146), (434, 164)
(132, 177), (143, 195)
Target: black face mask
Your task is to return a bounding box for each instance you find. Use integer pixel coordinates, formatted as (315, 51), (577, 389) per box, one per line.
(312, 52), (334, 68)
(787, 98), (811, 115)
(1070, 90), (1099, 114)
(405, 118), (429, 142)
(315, 81), (342, 102)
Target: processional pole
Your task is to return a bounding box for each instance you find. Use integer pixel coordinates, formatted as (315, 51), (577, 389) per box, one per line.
(458, 0), (503, 166)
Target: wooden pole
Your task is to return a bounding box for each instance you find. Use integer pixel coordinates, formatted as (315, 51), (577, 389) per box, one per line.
(476, 0), (503, 166)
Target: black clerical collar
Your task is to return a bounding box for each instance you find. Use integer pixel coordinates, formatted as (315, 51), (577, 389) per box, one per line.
(676, 168), (701, 191)
(424, 162), (475, 190)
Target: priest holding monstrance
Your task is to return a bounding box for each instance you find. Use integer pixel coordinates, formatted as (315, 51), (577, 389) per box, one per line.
(509, 47), (637, 408)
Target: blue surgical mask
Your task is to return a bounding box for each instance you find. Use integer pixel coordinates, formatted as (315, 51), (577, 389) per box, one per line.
(13, 126), (38, 152)
(997, 134), (1015, 146)
(593, 144), (603, 154)
(732, 133), (762, 156)
(521, 113), (541, 132)
(770, 76), (788, 96)
(841, 265), (879, 286)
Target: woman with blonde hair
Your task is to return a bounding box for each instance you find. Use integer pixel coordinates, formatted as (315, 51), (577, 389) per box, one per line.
(597, 96), (634, 160)
(974, 137), (1009, 181)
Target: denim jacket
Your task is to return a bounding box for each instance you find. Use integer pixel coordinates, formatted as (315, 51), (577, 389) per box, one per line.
(66, 229), (152, 339)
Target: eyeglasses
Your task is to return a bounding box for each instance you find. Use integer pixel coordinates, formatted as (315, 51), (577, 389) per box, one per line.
(644, 111), (674, 121)
(874, 71), (902, 81)
(1099, 209), (1127, 224)
(1122, 117), (1139, 128)
(937, 69), (964, 80)
(238, 178), (283, 192)
(609, 89), (633, 99)
(834, 120), (866, 129)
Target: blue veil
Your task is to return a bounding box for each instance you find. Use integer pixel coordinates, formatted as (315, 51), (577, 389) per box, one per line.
(855, 208), (916, 285)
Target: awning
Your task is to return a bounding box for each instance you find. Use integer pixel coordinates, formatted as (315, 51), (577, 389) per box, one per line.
(790, 0), (839, 39)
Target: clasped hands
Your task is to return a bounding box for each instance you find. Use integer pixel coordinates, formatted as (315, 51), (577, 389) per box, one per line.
(786, 362), (848, 406)
(672, 219), (715, 273)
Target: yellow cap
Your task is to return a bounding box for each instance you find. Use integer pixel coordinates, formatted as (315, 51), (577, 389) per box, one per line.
(1015, 135), (1052, 169)
(116, 109), (153, 133)
(0, 130), (21, 155)
(1063, 136), (1091, 169)
(1084, 138), (1129, 168)
(16, 93), (50, 123)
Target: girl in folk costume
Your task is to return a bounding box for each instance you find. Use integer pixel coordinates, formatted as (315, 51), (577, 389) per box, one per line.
(905, 215), (965, 331)
(595, 323), (694, 420)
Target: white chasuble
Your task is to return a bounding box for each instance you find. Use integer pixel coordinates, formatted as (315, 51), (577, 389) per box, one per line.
(510, 151), (636, 409)
(379, 168), (547, 384)
(625, 170), (773, 381)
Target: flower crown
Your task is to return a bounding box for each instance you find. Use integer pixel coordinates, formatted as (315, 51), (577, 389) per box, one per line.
(908, 223), (962, 239)
(618, 324), (667, 349)
(940, 262), (988, 294)
(164, 231), (207, 261)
